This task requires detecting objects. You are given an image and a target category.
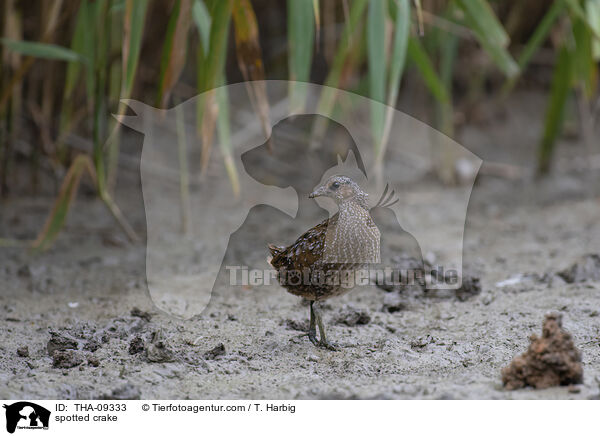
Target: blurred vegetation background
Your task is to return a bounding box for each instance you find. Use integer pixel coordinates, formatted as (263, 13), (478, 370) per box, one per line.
(0, 0), (599, 249)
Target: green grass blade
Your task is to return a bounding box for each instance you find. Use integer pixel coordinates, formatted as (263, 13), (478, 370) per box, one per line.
(565, 0), (600, 39)
(323, 0), (367, 88)
(32, 155), (97, 251)
(455, 0), (508, 47)
(288, 0), (315, 112)
(0, 38), (86, 63)
(60, 3), (90, 162)
(157, 0), (192, 108)
(110, 0), (126, 14)
(374, 0), (410, 161)
(193, 0), (211, 54)
(198, 1), (231, 93)
(538, 46), (572, 174)
(517, 0), (565, 71)
(407, 36), (449, 104)
(64, 6), (89, 99)
(198, 1), (231, 170)
(503, 0), (565, 94)
(387, 0), (410, 104)
(107, 0), (148, 192)
(367, 0), (386, 144)
(216, 83), (240, 197)
(587, 0), (600, 59)
(316, 0), (368, 117)
(192, 0), (213, 134)
(573, 16), (596, 98)
(122, 0), (148, 98)
(455, 0), (519, 78)
(93, 0), (110, 193)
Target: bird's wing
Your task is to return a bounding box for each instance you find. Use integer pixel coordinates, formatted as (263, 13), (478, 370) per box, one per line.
(270, 214), (338, 270)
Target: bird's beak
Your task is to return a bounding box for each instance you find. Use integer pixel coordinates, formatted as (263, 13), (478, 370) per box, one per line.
(309, 186), (326, 198)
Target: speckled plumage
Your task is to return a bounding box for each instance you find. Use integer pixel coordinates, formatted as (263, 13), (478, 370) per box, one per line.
(268, 175), (381, 349)
(269, 175), (380, 301)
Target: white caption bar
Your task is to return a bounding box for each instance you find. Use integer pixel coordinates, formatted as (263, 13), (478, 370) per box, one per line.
(0, 400), (595, 436)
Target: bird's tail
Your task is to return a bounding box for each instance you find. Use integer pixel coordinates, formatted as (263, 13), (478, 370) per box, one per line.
(268, 244), (284, 257)
(373, 184), (399, 209)
(268, 244), (285, 266)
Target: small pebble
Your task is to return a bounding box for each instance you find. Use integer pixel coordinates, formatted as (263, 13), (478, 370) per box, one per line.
(307, 355), (319, 362)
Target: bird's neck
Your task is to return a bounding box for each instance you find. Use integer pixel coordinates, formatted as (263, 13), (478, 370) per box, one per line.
(336, 201), (370, 229)
(338, 194), (369, 213)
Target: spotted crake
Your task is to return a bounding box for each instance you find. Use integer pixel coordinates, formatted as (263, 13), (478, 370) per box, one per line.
(269, 175), (384, 349)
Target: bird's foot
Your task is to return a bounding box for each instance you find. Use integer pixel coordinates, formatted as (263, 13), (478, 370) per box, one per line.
(294, 332), (336, 350)
(316, 339), (339, 351)
(293, 331), (317, 342)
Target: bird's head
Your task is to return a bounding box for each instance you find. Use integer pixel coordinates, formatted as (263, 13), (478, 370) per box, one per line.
(309, 175), (368, 208)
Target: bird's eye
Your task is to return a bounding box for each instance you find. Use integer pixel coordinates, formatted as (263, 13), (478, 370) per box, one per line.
(331, 181), (340, 190)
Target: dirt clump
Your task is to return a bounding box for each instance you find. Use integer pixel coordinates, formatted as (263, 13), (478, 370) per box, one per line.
(47, 331), (78, 356)
(146, 330), (174, 363)
(501, 313), (583, 390)
(52, 350), (84, 369)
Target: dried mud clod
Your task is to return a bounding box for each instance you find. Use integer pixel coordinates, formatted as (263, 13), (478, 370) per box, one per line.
(52, 350), (84, 369)
(47, 331), (79, 356)
(501, 313), (583, 390)
(145, 330), (174, 363)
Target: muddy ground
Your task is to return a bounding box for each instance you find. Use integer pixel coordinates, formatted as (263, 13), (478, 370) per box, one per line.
(1, 90), (599, 399)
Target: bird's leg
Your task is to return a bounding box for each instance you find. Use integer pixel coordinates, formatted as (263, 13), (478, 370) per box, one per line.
(312, 302), (338, 351)
(308, 301), (318, 345)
